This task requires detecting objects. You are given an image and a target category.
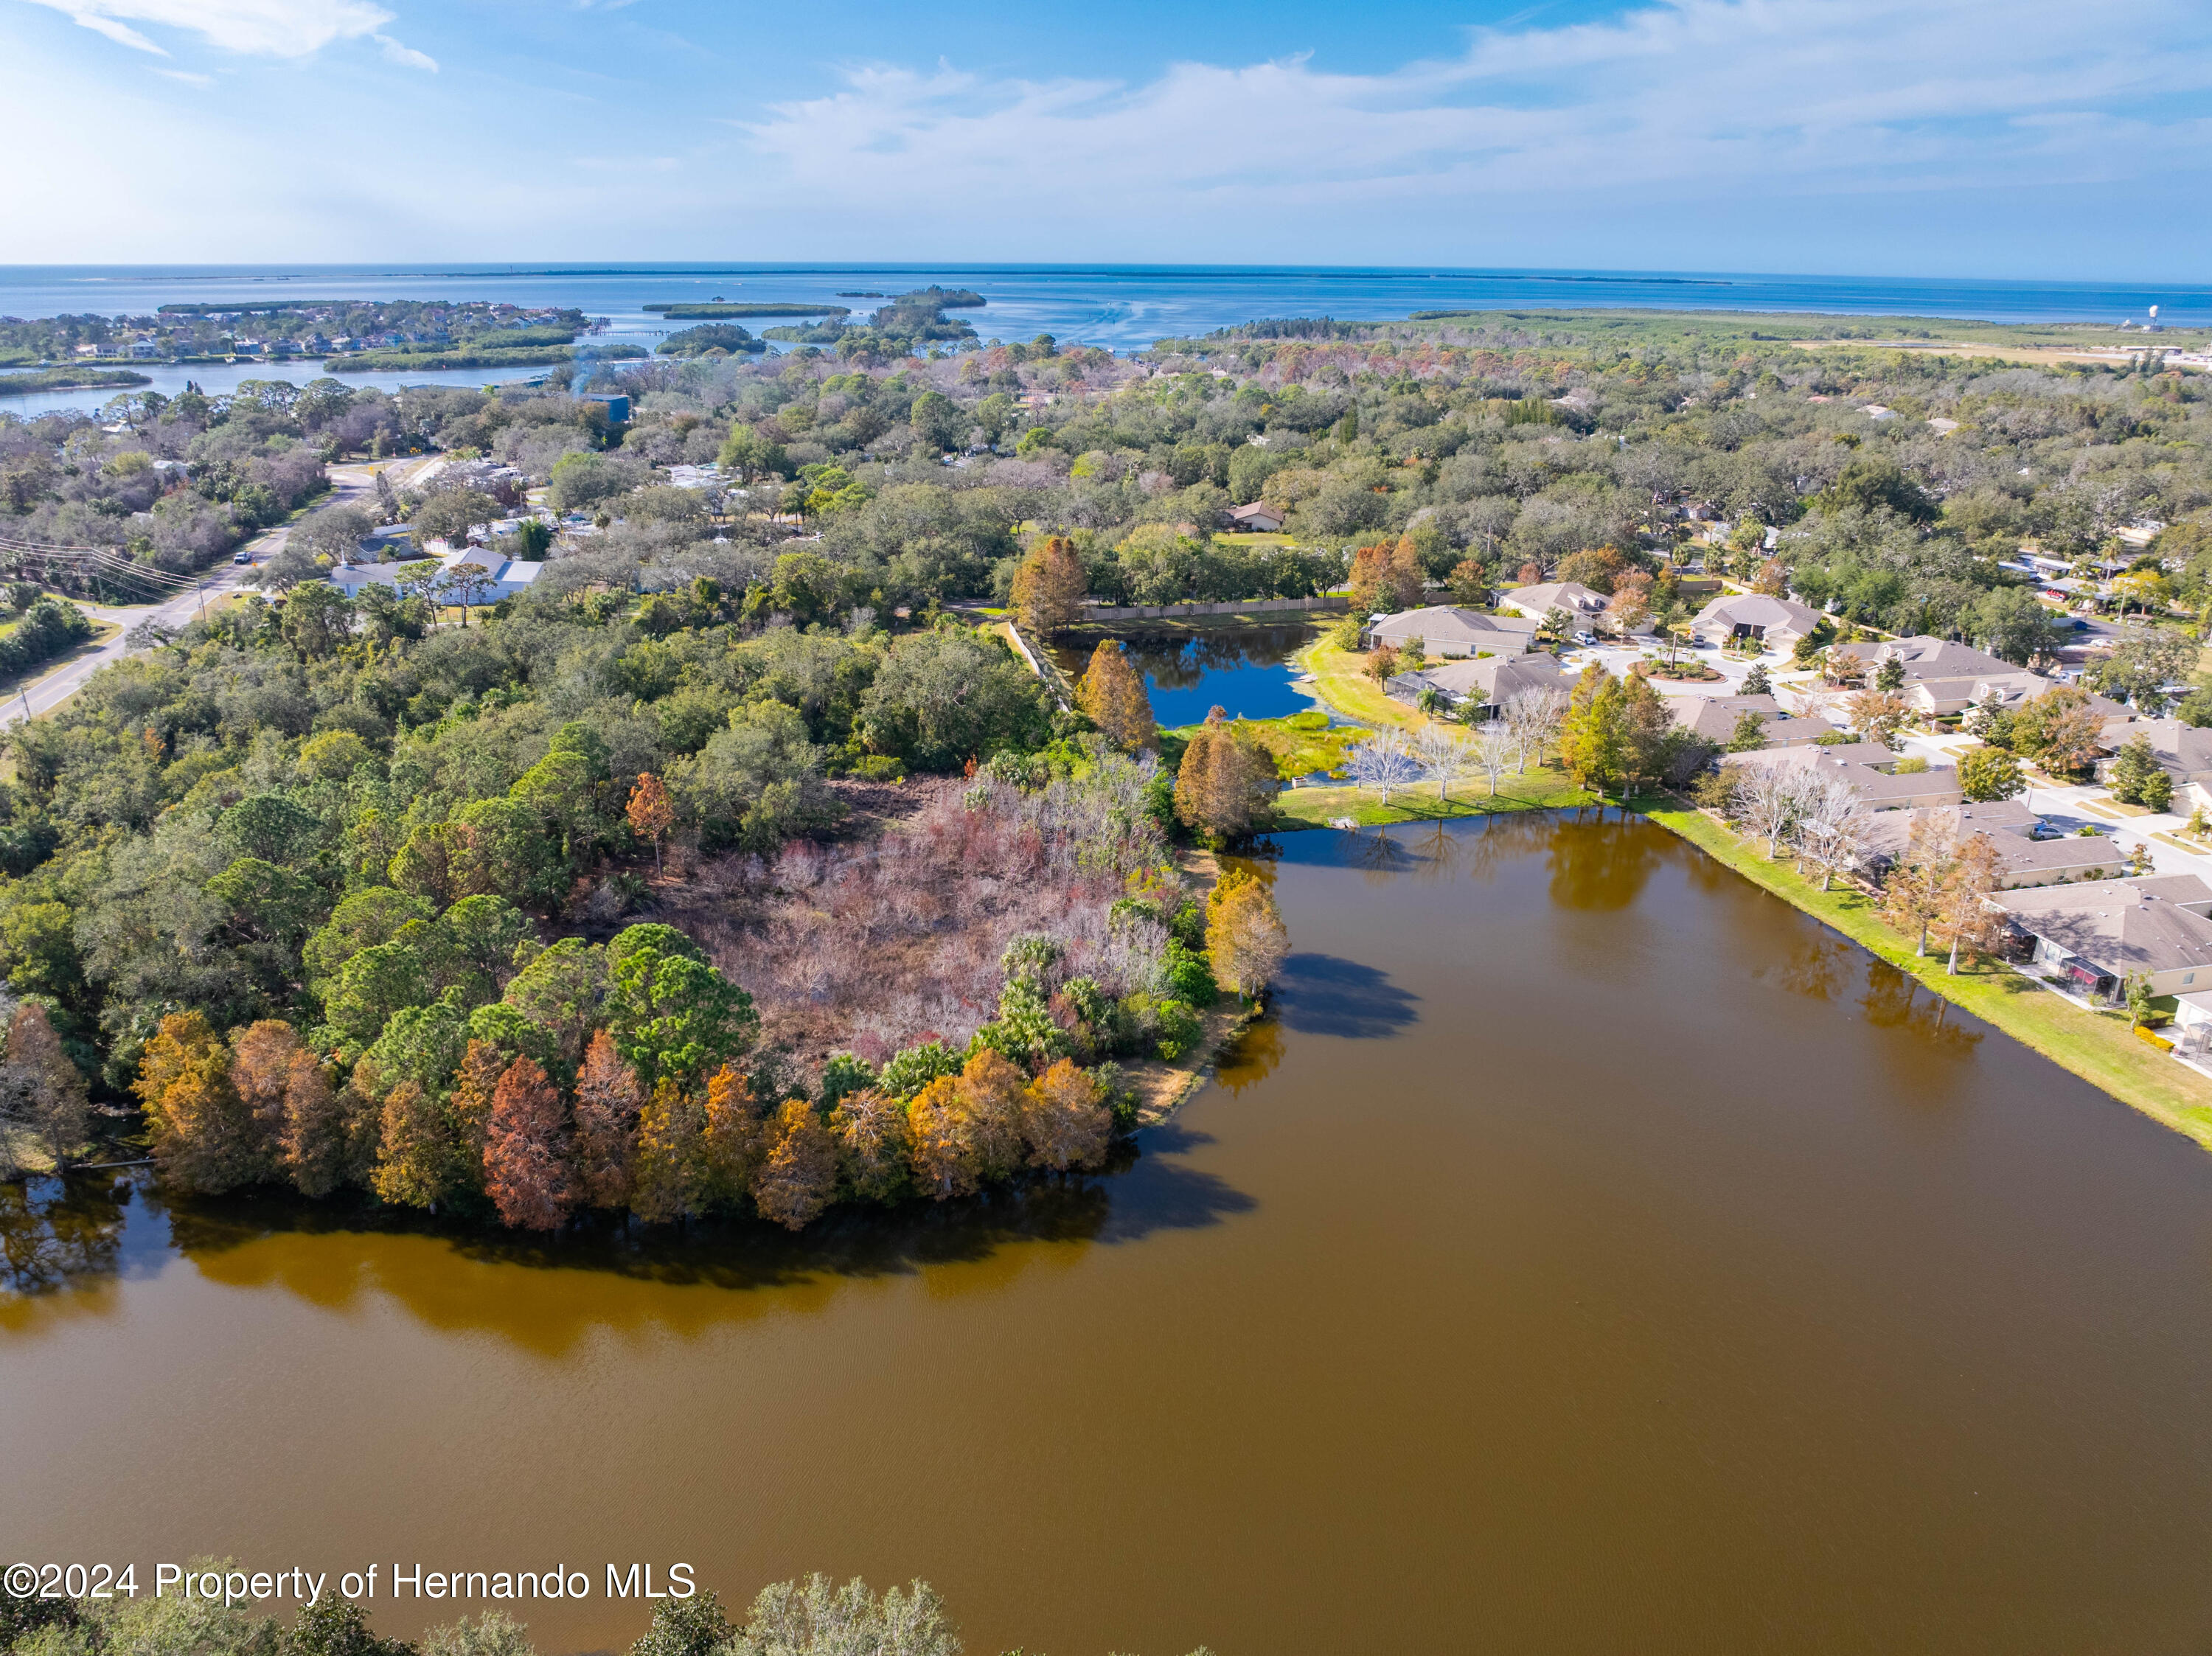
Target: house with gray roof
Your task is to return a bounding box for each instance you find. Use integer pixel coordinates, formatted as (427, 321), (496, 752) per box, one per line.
(1719, 741), (1962, 810)
(1996, 874), (2212, 1000)
(1826, 635), (2121, 719)
(1665, 693), (1829, 748)
(1688, 591), (1826, 652)
(1363, 605), (1539, 657)
(2094, 718), (2212, 810)
(1860, 798), (2126, 888)
(1500, 582), (1609, 623)
(1385, 653), (1575, 718)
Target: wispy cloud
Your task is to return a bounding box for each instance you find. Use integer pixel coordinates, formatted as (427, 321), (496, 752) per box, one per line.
(373, 29), (431, 69)
(21, 0), (397, 56)
(736, 0), (2212, 215)
(153, 64), (212, 83)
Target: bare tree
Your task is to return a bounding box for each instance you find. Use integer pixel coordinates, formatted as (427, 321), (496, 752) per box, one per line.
(1734, 762), (1818, 860)
(1502, 686), (1568, 773)
(1470, 720), (1515, 798)
(1795, 771), (1870, 890)
(1346, 728), (1422, 807)
(1412, 723), (1472, 801)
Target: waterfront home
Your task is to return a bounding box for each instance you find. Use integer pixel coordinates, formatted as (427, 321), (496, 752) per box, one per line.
(2094, 718), (2212, 810)
(1666, 693), (1829, 748)
(1385, 652), (1575, 718)
(1363, 605), (1540, 657)
(1996, 874), (2212, 1000)
(1861, 799), (2126, 888)
(1688, 592), (1825, 653)
(1720, 742), (1963, 810)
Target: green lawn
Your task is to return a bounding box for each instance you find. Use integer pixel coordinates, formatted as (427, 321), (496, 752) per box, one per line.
(1162, 713), (1356, 782)
(1273, 767), (1591, 829)
(1298, 636), (1424, 728)
(1641, 797), (2212, 1151)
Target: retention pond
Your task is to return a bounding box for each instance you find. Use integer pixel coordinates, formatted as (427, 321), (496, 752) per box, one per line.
(8, 812), (2212, 1654)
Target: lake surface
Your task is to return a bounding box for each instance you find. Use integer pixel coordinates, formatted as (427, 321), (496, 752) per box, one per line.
(1051, 622), (1325, 727)
(6, 261), (2208, 417)
(10, 812), (2212, 1655)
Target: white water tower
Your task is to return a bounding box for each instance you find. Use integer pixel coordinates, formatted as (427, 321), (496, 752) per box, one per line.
(2149, 304), (2162, 333)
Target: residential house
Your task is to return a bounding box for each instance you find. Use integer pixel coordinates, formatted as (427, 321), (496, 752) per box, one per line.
(1860, 799), (2126, 888)
(1824, 635), (2080, 718)
(1666, 693), (1829, 748)
(327, 541), (543, 602)
(2094, 717), (2212, 810)
(1499, 582), (1608, 626)
(1996, 874), (2212, 1000)
(1385, 653), (1576, 718)
(1363, 605), (1540, 657)
(1687, 592), (1826, 652)
(1224, 501), (1287, 533)
(1720, 741), (1963, 810)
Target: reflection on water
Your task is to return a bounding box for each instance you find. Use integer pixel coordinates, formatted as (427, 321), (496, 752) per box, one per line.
(11, 811), (2212, 1656)
(0, 1177), (128, 1299)
(1861, 961), (1983, 1056)
(2, 1136), (1256, 1345)
(1051, 623), (1320, 725)
(1545, 805), (1664, 911)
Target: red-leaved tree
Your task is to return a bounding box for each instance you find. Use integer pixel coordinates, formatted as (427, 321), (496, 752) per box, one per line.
(484, 1056), (576, 1231)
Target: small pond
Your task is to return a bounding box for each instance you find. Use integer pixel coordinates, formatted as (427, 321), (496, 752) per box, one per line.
(1050, 622), (1328, 727)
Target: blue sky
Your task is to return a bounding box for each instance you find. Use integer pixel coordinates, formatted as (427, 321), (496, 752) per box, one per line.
(7, 0), (2212, 276)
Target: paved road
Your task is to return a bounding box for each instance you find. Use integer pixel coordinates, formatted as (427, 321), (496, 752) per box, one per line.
(0, 459), (415, 728)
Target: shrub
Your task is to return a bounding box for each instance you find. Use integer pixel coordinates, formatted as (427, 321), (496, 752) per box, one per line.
(849, 754), (905, 782)
(1153, 998), (1203, 1061)
(1285, 709), (1330, 732)
(1164, 939), (1220, 1007)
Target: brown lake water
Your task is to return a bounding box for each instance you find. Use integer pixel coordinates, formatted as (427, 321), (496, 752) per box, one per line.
(9, 812), (2212, 1655)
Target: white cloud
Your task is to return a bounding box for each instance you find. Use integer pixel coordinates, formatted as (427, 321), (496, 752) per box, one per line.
(374, 30), (432, 70)
(153, 65), (212, 83)
(21, 0), (395, 56)
(735, 0), (2212, 218)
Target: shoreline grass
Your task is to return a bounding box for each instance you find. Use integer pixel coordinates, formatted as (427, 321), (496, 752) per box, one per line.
(1638, 795), (2212, 1150)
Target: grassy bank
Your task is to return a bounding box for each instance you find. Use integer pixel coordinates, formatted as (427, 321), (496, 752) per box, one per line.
(1298, 636), (1417, 728)
(1274, 770), (1590, 829)
(1640, 796), (2212, 1149)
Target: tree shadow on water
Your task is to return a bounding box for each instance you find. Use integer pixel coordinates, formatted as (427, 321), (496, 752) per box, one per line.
(1272, 952), (1420, 1038)
(6, 1130), (1259, 1350)
(1546, 807), (1666, 911)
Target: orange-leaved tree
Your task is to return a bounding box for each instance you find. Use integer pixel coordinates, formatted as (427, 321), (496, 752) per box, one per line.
(137, 1010), (262, 1193)
(750, 1097), (839, 1231)
(1207, 869), (1290, 1001)
(627, 772), (676, 875)
(484, 1055), (576, 1231)
(1009, 534), (1088, 636)
(1076, 639), (1157, 752)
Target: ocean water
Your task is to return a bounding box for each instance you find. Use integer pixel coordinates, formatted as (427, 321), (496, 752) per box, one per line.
(5, 262), (2206, 417)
